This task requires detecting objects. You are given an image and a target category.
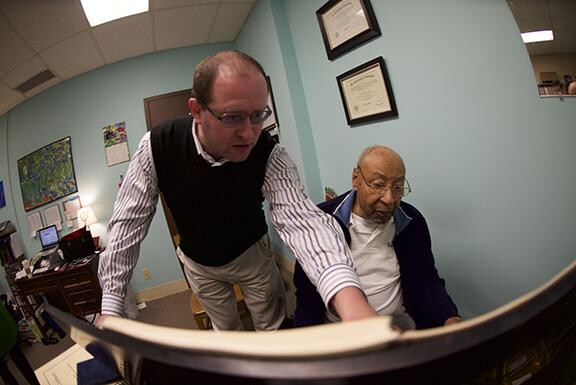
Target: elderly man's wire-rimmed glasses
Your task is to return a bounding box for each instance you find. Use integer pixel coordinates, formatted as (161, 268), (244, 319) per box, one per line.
(201, 103), (272, 128)
(356, 166), (411, 199)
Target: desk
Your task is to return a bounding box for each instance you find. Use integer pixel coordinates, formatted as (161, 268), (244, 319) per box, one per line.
(14, 255), (102, 336)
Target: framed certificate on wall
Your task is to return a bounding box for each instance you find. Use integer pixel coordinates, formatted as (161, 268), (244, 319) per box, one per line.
(316, 0), (381, 60)
(336, 56), (398, 125)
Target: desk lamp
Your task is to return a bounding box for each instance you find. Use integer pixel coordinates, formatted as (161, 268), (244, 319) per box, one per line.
(77, 206), (99, 249)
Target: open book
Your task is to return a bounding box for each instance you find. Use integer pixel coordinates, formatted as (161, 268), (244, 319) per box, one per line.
(47, 259), (576, 385)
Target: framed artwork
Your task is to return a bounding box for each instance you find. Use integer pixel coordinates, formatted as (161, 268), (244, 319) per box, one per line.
(316, 0), (381, 60)
(263, 76), (280, 143)
(17, 137), (78, 211)
(0, 180), (5, 208)
(336, 56), (398, 125)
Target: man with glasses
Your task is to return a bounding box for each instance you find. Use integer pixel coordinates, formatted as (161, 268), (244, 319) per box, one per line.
(99, 50), (377, 330)
(293, 146), (461, 330)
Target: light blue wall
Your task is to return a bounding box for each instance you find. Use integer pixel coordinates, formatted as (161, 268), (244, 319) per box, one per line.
(2, 43), (233, 291)
(235, 0), (326, 260)
(281, 0), (576, 318)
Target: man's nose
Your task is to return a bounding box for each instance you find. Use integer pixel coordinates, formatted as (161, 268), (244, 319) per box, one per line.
(378, 188), (396, 205)
(237, 118), (258, 138)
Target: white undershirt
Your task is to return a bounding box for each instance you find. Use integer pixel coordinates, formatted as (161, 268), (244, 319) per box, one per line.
(325, 213), (415, 329)
(349, 212), (404, 313)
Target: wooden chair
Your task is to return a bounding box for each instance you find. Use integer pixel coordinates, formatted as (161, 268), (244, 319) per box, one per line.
(190, 284), (246, 330)
(172, 234), (248, 330)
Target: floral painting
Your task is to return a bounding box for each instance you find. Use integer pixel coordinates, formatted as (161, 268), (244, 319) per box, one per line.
(17, 137), (78, 211)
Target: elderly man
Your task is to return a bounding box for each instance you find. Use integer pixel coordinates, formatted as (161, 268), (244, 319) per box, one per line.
(294, 146), (461, 330)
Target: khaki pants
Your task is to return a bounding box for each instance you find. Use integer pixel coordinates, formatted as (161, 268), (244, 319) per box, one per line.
(177, 235), (286, 331)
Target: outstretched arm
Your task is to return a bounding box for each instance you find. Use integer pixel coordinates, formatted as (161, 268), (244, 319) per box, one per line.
(263, 146), (376, 321)
(98, 133), (159, 317)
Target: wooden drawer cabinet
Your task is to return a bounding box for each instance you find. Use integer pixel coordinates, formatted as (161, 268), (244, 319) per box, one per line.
(14, 255), (102, 335)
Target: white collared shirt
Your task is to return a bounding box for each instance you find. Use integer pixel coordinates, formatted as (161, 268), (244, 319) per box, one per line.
(191, 122), (229, 166)
(349, 213), (403, 315)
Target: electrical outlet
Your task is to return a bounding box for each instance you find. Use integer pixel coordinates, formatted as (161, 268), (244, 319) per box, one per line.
(143, 267), (152, 280)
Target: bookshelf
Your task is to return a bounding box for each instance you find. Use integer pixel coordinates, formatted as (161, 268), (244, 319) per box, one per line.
(537, 83), (562, 96)
(0, 221), (49, 339)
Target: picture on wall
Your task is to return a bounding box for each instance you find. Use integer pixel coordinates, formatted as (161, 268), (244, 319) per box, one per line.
(316, 0), (381, 60)
(0, 180), (5, 208)
(263, 76), (280, 143)
(17, 137), (78, 211)
(336, 56), (398, 125)
(103, 121), (130, 167)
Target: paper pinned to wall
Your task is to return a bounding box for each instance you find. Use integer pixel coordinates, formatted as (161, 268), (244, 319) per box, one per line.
(63, 196), (81, 220)
(103, 121), (130, 167)
(43, 204), (62, 230)
(26, 211), (43, 237)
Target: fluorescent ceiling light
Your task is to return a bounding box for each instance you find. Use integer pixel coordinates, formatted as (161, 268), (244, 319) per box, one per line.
(81, 0), (148, 27)
(521, 30), (554, 43)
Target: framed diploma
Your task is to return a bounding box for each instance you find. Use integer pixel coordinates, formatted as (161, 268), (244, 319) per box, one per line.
(263, 76), (280, 143)
(316, 0), (381, 61)
(336, 56), (398, 125)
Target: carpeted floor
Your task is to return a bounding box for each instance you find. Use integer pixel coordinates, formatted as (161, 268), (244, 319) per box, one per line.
(7, 285), (294, 384)
(17, 289), (200, 372)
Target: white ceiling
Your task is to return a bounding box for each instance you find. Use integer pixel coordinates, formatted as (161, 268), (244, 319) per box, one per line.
(0, 0), (256, 116)
(507, 0), (576, 55)
(0, 0), (574, 117)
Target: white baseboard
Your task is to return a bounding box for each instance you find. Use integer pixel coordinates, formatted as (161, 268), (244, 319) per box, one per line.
(135, 278), (189, 303)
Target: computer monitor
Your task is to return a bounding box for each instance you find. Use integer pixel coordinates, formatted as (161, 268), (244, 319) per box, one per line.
(37, 225), (59, 250)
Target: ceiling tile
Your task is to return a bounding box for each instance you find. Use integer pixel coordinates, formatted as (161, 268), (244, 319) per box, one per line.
(1, 55), (47, 88)
(513, 1), (550, 20)
(516, 17), (552, 32)
(553, 16), (576, 30)
(0, 82), (25, 116)
(39, 31), (106, 79)
(155, 5), (219, 50)
(0, 0), (89, 51)
(209, 3), (256, 42)
(548, 0), (576, 17)
(0, 13), (34, 77)
(526, 40), (556, 55)
(92, 13), (154, 64)
(555, 28), (576, 39)
(153, 0), (220, 11)
(556, 39), (576, 53)
(508, 0), (541, 4)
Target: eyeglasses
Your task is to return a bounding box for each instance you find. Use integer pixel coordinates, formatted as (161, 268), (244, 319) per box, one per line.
(202, 104), (272, 128)
(356, 166), (411, 198)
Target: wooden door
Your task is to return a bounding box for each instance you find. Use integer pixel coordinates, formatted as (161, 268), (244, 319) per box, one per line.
(143, 89), (191, 281)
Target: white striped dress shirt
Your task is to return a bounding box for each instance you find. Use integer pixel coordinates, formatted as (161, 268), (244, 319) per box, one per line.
(98, 127), (362, 316)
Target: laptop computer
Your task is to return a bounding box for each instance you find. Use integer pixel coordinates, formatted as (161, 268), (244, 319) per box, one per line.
(36, 224), (60, 258)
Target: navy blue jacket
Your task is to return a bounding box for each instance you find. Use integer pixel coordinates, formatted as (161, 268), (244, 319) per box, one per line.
(293, 190), (460, 329)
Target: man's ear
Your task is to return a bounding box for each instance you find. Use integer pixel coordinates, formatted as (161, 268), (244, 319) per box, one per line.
(351, 168), (359, 191)
(188, 98), (202, 121)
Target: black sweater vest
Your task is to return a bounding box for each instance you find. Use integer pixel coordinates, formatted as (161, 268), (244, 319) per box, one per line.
(150, 116), (276, 266)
